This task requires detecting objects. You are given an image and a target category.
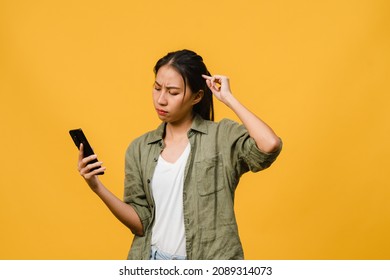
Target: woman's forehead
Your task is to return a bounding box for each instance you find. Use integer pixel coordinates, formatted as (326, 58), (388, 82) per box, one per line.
(155, 65), (184, 87)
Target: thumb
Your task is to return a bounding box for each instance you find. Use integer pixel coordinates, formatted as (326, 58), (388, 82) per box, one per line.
(78, 143), (84, 162)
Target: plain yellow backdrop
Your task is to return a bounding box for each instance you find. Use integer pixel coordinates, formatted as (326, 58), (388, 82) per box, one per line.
(1, 0), (389, 259)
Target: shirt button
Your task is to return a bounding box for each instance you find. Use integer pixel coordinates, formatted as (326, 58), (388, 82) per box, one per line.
(147, 179), (150, 184)
(154, 157), (158, 162)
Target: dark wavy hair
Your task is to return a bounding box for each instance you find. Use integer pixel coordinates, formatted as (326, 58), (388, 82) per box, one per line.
(153, 49), (214, 121)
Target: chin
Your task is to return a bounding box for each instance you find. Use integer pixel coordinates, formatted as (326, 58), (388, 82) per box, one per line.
(156, 114), (168, 122)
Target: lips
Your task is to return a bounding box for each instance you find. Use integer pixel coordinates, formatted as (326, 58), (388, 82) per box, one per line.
(156, 108), (168, 116)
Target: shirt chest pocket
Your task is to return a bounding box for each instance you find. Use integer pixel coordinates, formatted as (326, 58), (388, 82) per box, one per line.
(195, 154), (224, 196)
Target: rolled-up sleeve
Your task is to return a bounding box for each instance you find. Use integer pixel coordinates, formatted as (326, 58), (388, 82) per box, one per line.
(221, 119), (282, 174)
(242, 136), (282, 172)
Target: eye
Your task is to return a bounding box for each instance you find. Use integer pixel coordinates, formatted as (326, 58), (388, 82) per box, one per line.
(153, 81), (162, 90)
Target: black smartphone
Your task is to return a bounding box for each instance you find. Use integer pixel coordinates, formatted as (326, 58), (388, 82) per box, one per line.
(69, 128), (104, 175)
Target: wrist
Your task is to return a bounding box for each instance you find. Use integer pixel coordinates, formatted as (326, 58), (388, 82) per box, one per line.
(223, 94), (239, 109)
(87, 178), (102, 193)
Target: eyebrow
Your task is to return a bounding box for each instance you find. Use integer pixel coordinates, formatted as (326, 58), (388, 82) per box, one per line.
(154, 81), (182, 90)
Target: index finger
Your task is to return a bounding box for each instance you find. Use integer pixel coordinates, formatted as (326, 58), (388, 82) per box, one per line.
(202, 74), (224, 84)
(201, 74), (212, 80)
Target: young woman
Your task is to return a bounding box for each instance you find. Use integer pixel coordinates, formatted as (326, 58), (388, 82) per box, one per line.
(78, 49), (282, 260)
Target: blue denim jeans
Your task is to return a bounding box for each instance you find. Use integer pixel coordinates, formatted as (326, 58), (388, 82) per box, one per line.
(150, 246), (186, 260)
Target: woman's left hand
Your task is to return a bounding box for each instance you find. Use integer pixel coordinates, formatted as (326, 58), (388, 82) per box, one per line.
(202, 74), (233, 104)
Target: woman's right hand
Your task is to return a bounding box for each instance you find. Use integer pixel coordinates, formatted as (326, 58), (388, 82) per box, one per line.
(78, 143), (106, 191)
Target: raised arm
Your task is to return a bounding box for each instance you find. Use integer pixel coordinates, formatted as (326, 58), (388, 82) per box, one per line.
(78, 143), (144, 236)
(202, 75), (281, 153)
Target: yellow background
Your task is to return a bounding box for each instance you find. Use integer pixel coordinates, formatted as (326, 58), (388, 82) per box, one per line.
(1, 0), (389, 259)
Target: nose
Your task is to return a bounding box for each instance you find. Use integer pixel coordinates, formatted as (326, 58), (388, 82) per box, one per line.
(157, 90), (168, 105)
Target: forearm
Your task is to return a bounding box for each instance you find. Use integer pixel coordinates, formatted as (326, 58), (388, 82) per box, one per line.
(225, 95), (280, 153)
(202, 74), (280, 153)
(92, 180), (144, 236)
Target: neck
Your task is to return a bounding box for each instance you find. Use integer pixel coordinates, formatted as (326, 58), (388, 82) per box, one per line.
(165, 115), (193, 140)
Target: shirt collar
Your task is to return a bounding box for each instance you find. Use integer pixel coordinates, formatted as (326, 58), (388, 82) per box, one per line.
(147, 114), (208, 145)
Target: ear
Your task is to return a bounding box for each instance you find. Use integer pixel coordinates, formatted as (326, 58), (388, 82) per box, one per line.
(192, 90), (204, 105)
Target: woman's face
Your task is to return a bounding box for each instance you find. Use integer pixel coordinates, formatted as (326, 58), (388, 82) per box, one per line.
(153, 65), (196, 124)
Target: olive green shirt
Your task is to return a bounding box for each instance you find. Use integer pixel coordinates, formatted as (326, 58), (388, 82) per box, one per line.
(124, 114), (282, 260)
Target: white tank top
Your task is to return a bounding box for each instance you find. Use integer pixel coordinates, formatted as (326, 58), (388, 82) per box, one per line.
(151, 143), (190, 256)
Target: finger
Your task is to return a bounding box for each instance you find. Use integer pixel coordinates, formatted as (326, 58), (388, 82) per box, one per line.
(204, 74), (224, 88)
(86, 161), (104, 172)
(78, 143), (84, 162)
(201, 74), (212, 80)
(205, 79), (219, 94)
(212, 75), (228, 86)
(210, 77), (221, 91)
(92, 166), (106, 176)
(205, 79), (212, 88)
(213, 77), (222, 87)
(211, 74), (226, 79)
(213, 76), (230, 90)
(81, 166), (106, 179)
(80, 161), (104, 175)
(81, 154), (98, 165)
